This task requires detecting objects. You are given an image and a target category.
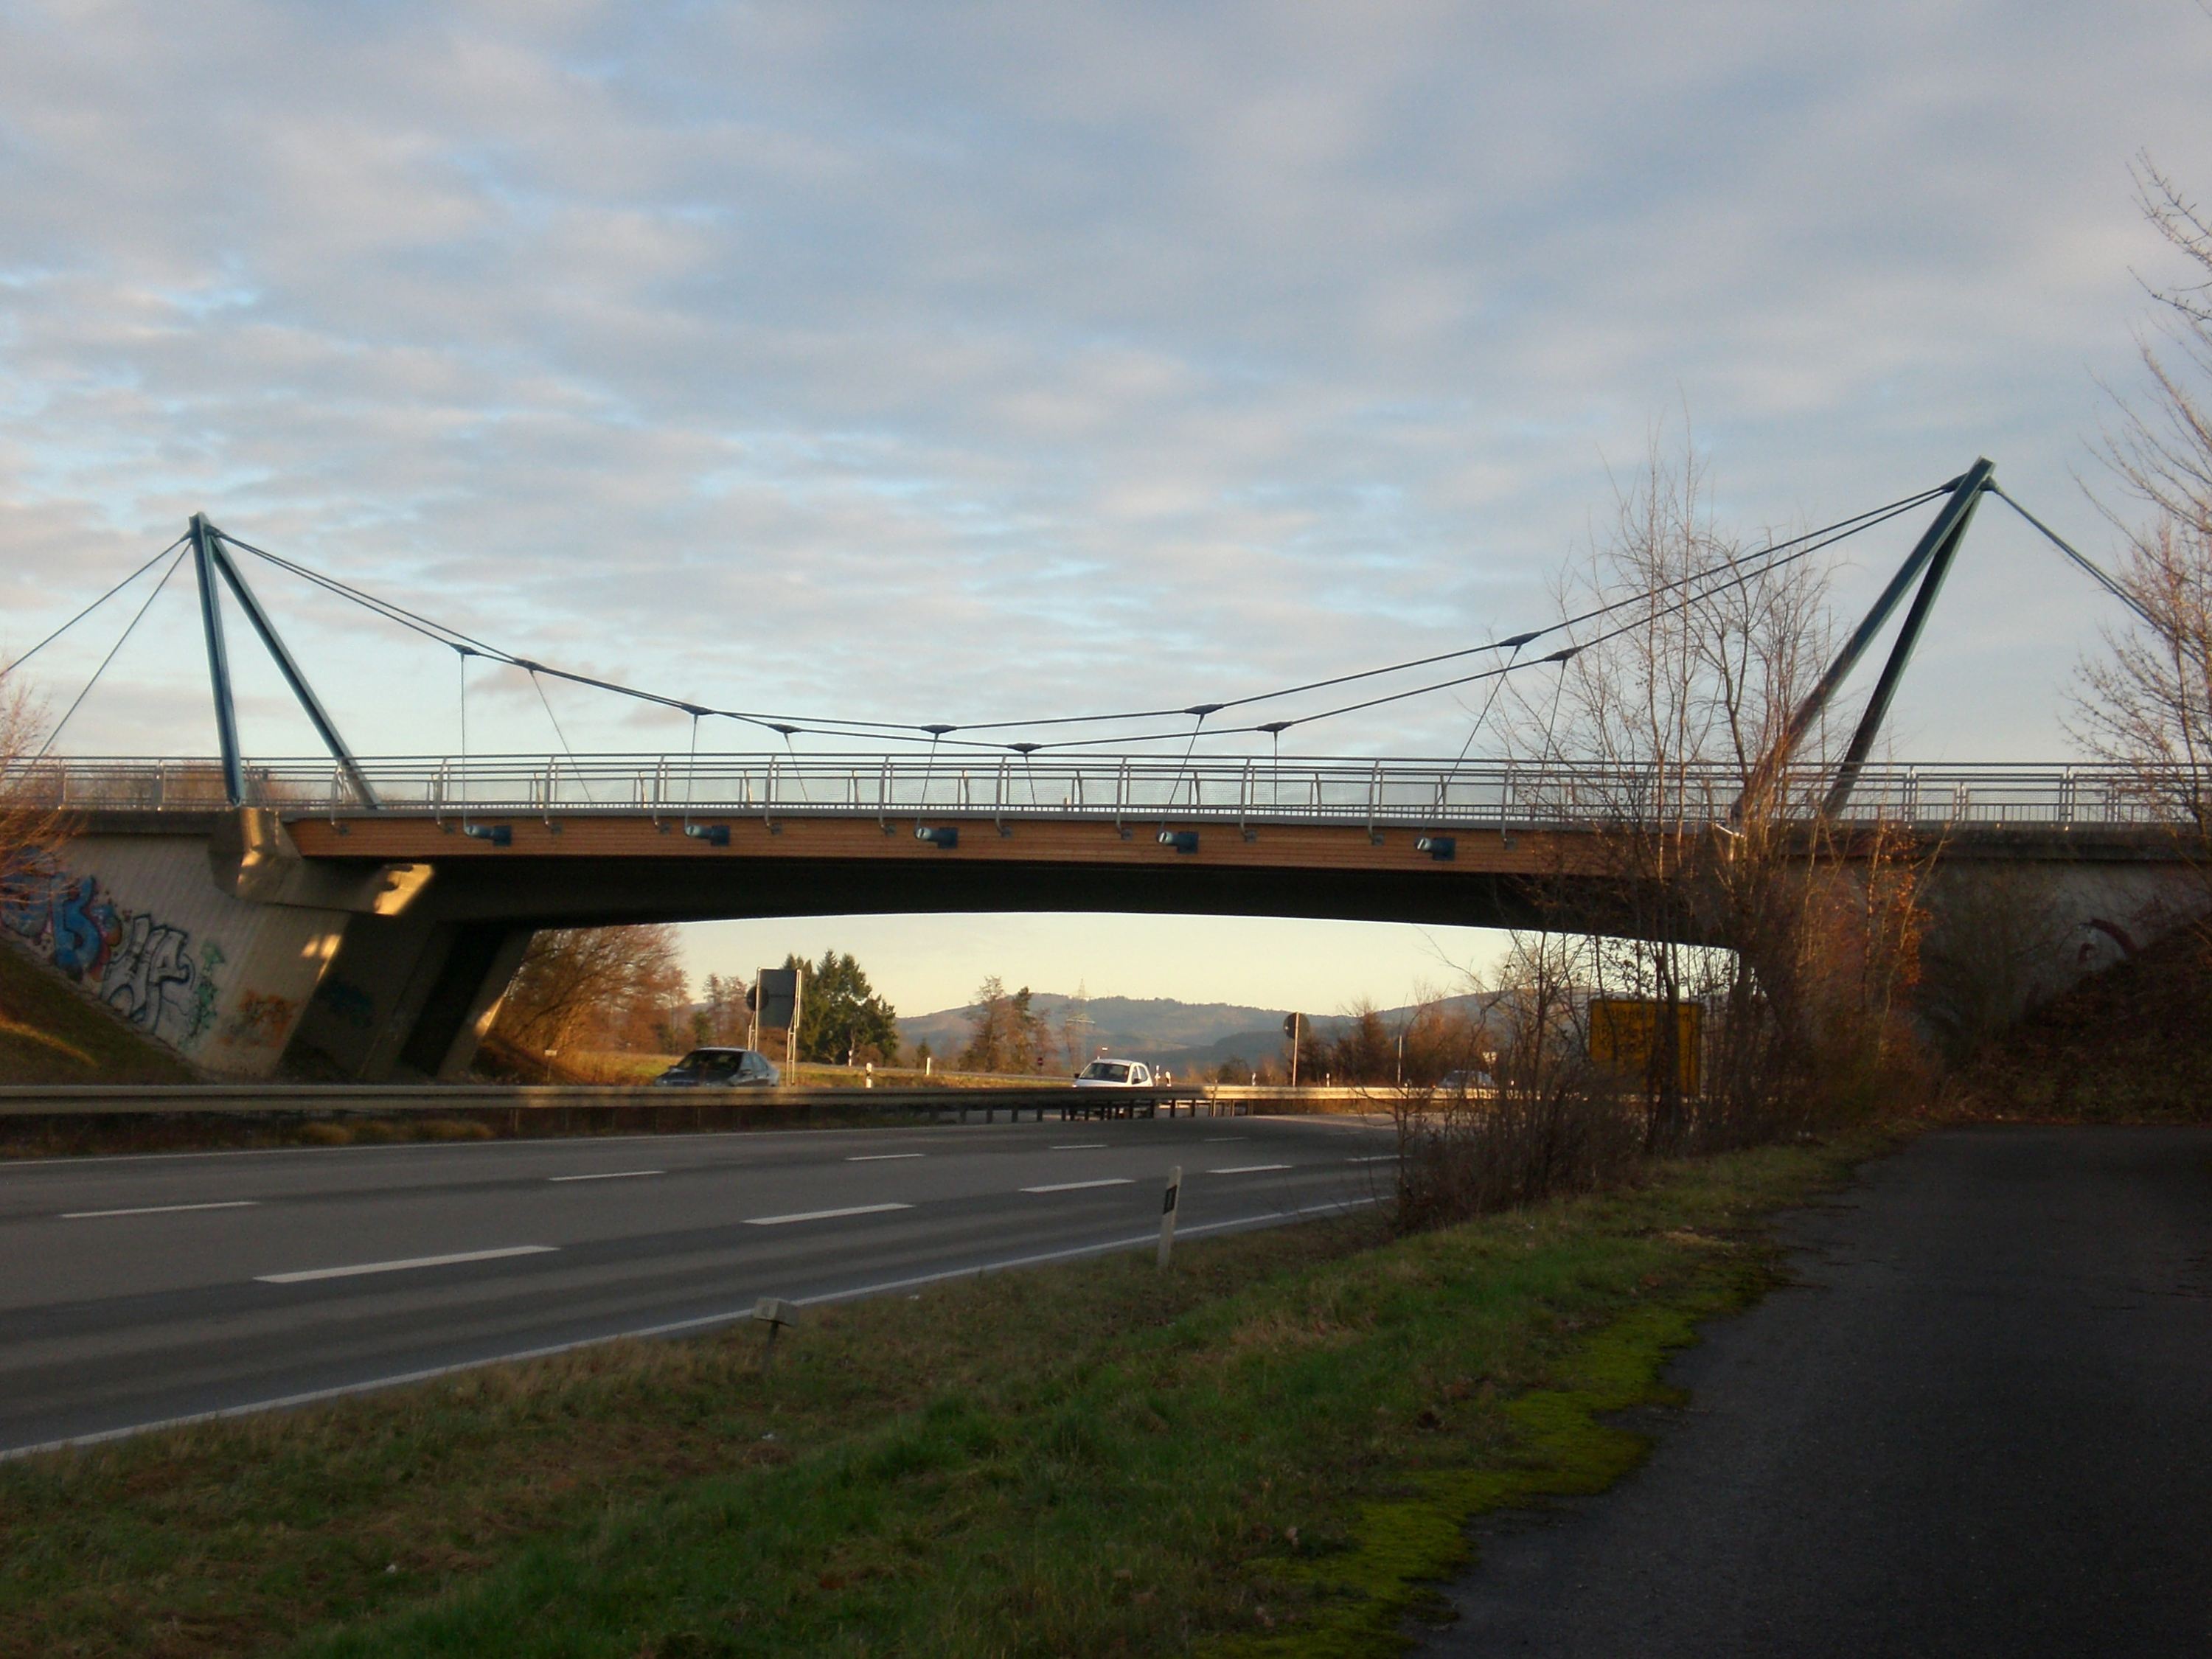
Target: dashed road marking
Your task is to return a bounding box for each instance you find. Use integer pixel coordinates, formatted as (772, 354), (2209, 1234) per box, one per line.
(846, 1153), (926, 1162)
(1020, 1178), (1135, 1194)
(547, 1170), (663, 1183)
(1206, 1164), (1293, 1175)
(258, 1245), (557, 1284)
(63, 1200), (260, 1220)
(743, 1203), (913, 1227)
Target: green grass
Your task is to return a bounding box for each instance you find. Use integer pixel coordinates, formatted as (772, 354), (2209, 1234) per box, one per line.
(0, 941), (195, 1085)
(0, 1128), (1903, 1658)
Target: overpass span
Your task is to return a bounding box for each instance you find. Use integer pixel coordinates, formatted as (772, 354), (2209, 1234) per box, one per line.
(4, 752), (2194, 1085)
(2, 466), (2199, 1082)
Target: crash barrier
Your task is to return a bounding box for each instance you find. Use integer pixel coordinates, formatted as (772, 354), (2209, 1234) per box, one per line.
(0, 1082), (1386, 1133)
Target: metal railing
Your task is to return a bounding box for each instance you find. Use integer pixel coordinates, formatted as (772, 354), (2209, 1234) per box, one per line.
(7, 753), (2202, 832)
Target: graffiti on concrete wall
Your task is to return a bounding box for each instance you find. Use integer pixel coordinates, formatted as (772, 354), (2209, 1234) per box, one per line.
(221, 990), (297, 1050)
(3, 860), (226, 1051)
(314, 978), (375, 1030)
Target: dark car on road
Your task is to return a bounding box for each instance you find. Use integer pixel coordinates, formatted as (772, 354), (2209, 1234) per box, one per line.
(652, 1047), (781, 1088)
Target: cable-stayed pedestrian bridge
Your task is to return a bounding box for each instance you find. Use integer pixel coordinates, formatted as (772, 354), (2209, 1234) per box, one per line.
(1, 459), (2198, 1082)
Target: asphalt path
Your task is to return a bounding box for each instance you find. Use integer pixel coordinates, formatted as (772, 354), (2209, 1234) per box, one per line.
(1422, 1126), (2212, 1658)
(0, 1113), (1395, 1456)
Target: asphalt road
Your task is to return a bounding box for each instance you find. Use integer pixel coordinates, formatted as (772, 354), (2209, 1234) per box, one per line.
(0, 1112), (1394, 1455)
(1423, 1125), (2212, 1658)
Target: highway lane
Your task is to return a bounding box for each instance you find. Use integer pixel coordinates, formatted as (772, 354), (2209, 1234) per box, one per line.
(0, 1113), (1394, 1454)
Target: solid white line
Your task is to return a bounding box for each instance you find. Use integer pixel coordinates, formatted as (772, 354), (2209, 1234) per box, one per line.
(546, 1170), (663, 1183)
(743, 1203), (912, 1226)
(1206, 1164), (1293, 1175)
(257, 1245), (557, 1284)
(1020, 1178), (1135, 1194)
(62, 1200), (260, 1220)
(1346, 1155), (1399, 1164)
(845, 1152), (925, 1162)
(1203, 1135), (1248, 1142)
(0, 1196), (1382, 1461)
(1050, 1142), (1108, 1150)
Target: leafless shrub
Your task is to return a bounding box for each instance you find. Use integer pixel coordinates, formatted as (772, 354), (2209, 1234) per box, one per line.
(1394, 932), (1642, 1228)
(0, 679), (66, 914)
(2073, 157), (2212, 919)
(1395, 435), (1937, 1231)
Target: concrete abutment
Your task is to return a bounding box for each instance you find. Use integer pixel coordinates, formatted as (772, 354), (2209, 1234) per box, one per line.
(4, 812), (528, 1081)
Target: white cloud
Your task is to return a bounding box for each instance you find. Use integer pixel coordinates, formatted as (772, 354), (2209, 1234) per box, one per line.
(1, 0), (2205, 992)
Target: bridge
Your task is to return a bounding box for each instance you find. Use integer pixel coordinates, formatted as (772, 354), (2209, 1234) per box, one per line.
(2, 464), (2200, 1081)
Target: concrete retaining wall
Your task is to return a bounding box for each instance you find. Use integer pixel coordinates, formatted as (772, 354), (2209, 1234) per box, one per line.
(1, 834), (348, 1078)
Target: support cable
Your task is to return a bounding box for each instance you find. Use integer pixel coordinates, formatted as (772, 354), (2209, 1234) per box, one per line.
(1020, 489), (1935, 752)
(208, 483), (1951, 754)
(3, 537), (187, 678)
(946, 482), (1957, 734)
(527, 667), (594, 804)
(456, 646), (473, 817)
(36, 549), (189, 759)
(1446, 641), (1523, 774)
(1987, 485), (2177, 640)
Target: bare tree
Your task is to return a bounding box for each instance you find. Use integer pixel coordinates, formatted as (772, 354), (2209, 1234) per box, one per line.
(2074, 159), (2212, 872)
(1498, 433), (1931, 1150)
(491, 925), (688, 1062)
(0, 678), (63, 918)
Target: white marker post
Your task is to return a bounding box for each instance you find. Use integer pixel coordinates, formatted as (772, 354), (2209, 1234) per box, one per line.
(753, 1295), (798, 1366)
(1158, 1165), (1182, 1269)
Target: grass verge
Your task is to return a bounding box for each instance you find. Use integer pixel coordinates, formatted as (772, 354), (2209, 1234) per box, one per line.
(0, 942), (195, 1086)
(0, 1127), (1904, 1658)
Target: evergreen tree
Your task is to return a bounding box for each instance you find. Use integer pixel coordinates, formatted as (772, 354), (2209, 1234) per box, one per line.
(786, 950), (900, 1064)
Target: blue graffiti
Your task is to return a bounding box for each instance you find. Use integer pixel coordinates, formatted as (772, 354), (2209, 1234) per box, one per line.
(7, 869), (122, 983)
(4, 860), (220, 1049)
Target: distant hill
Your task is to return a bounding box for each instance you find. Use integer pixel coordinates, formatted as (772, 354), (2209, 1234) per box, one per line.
(897, 990), (1494, 1074)
(898, 992), (1284, 1067)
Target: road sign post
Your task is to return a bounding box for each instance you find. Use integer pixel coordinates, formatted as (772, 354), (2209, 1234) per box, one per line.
(1158, 1165), (1182, 1269)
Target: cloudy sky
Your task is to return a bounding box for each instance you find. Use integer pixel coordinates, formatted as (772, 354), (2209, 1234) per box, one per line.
(3, 2), (2206, 1016)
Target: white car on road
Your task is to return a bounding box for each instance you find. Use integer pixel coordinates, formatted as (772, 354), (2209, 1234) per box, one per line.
(1074, 1058), (1158, 1088)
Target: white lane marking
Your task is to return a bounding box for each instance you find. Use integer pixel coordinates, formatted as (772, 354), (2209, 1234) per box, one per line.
(845, 1153), (925, 1162)
(547, 1170), (664, 1183)
(1346, 1155), (1399, 1164)
(62, 1200), (260, 1220)
(257, 1245), (557, 1284)
(744, 1203), (912, 1226)
(1, 1196), (1382, 1461)
(1050, 1143), (1108, 1150)
(1206, 1164), (1293, 1175)
(1020, 1178), (1135, 1194)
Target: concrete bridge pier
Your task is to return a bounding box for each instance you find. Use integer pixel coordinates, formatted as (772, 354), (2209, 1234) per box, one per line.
(285, 914), (532, 1082)
(2, 809), (527, 1082)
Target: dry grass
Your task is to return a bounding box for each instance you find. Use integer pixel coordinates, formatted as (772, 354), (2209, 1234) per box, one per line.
(0, 941), (196, 1087)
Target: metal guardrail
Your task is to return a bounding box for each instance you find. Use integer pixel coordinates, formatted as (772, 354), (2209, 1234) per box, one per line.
(0, 1083), (1303, 1121)
(7, 754), (2203, 830)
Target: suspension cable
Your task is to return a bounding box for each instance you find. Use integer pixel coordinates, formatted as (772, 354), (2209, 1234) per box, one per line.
(1986, 485), (2173, 637)
(36, 549), (189, 759)
(67, 478), (1959, 760)
(3, 536), (187, 678)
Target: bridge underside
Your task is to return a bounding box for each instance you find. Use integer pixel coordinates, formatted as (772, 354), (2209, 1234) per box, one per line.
(285, 815), (1568, 932)
(11, 808), (2192, 1084)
